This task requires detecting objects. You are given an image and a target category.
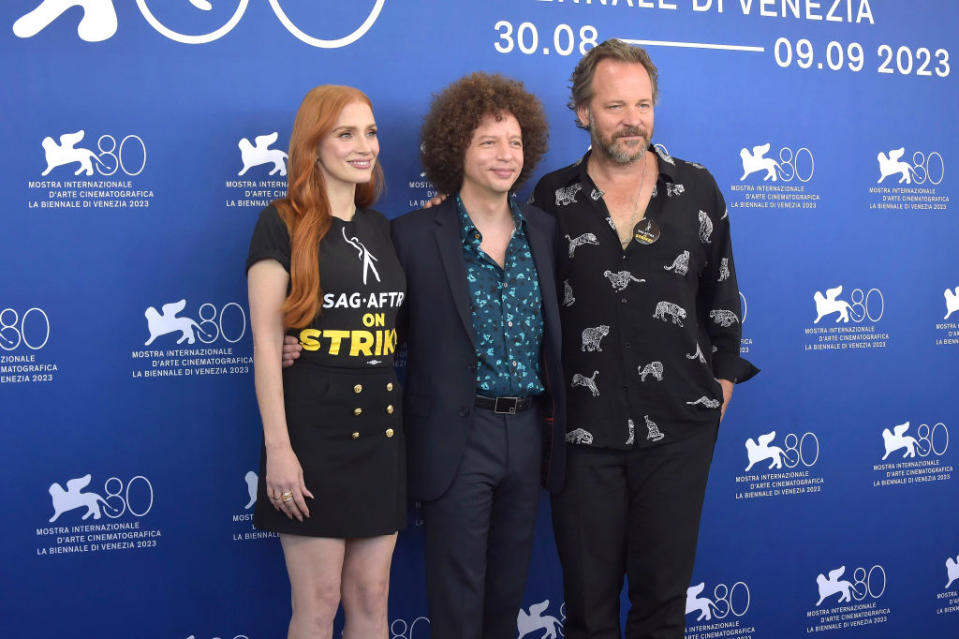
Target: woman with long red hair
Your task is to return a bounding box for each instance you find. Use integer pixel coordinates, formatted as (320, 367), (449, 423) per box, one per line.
(246, 85), (406, 639)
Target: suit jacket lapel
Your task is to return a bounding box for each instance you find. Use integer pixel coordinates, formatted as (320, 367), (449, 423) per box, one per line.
(524, 205), (559, 324)
(433, 201), (477, 349)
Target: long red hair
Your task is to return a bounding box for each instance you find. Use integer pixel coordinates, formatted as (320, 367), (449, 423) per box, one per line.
(274, 86), (384, 329)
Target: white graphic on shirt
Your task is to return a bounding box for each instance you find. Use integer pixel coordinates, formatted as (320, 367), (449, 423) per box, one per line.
(739, 143), (780, 181)
(565, 428), (594, 445)
(745, 431), (785, 471)
(626, 419), (635, 446)
(563, 280), (576, 307)
(48, 474), (118, 522)
(709, 309), (739, 327)
(813, 286), (853, 324)
(816, 567), (855, 606)
(367, 359), (382, 365)
(571, 370), (600, 397)
(517, 599), (563, 639)
(244, 471), (258, 509)
(686, 583), (719, 622)
(565, 232), (599, 258)
(341, 226), (381, 284)
(555, 183), (583, 206)
(653, 301), (686, 327)
(686, 343), (707, 364)
(591, 187), (604, 201)
(717, 258), (730, 282)
(944, 287), (959, 320)
(666, 183), (685, 197)
(605, 216), (617, 231)
(686, 396), (721, 409)
(689, 161), (706, 170)
(237, 132), (288, 176)
(40, 130), (106, 176)
(721, 208), (729, 221)
(698, 210), (713, 245)
(638, 361), (663, 382)
(877, 147), (919, 184)
(664, 251), (690, 276)
(144, 299), (213, 346)
(603, 270), (645, 292)
(581, 325), (610, 352)
(881, 422), (918, 460)
(645, 415), (665, 442)
(14, 0), (117, 42)
(946, 555), (959, 589)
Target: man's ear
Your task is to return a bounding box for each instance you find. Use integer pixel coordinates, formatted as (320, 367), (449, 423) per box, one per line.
(576, 104), (590, 129)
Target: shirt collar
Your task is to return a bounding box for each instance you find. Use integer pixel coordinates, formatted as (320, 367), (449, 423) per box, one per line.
(573, 144), (678, 192)
(456, 193), (527, 247)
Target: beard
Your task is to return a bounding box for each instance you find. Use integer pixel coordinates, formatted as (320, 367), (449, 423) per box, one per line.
(589, 112), (651, 165)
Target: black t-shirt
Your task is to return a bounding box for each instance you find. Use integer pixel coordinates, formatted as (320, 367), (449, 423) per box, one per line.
(247, 205), (406, 368)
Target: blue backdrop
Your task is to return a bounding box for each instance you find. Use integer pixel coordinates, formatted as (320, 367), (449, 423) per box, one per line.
(1, 1), (956, 638)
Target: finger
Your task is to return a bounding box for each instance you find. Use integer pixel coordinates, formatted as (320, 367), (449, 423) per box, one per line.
(278, 495), (296, 520)
(286, 495), (305, 521)
(293, 492), (310, 519)
(299, 477), (315, 501)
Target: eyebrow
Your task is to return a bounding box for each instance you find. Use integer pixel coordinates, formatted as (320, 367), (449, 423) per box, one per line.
(332, 124), (376, 133)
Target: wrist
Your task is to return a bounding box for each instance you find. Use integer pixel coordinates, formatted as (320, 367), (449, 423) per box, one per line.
(265, 440), (293, 453)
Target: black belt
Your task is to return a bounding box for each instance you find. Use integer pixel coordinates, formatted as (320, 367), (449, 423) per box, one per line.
(475, 395), (534, 414)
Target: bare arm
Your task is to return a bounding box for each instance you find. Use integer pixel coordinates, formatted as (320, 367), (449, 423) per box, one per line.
(248, 260), (313, 520)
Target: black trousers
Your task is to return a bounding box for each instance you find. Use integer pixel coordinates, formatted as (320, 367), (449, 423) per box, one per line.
(551, 424), (719, 639)
(422, 405), (543, 639)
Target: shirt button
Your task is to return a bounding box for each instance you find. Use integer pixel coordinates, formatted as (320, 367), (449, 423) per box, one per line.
(621, 254), (627, 261)
(385, 428), (395, 438)
(351, 432), (360, 439)
(624, 343), (631, 349)
(621, 297), (628, 304)
(386, 405), (395, 414)
(353, 384), (363, 393)
(353, 407), (363, 416)
(512, 361), (518, 367)
(386, 382), (394, 391)
(507, 321), (513, 327)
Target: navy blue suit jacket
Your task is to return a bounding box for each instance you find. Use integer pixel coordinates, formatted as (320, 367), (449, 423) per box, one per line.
(391, 198), (567, 502)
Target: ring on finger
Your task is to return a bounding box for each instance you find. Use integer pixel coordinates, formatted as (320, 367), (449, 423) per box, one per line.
(281, 491), (294, 503)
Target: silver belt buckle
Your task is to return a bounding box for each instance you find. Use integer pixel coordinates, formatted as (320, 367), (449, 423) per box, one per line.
(494, 396), (519, 414)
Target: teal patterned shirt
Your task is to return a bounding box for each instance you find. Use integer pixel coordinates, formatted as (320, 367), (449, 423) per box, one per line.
(457, 194), (545, 397)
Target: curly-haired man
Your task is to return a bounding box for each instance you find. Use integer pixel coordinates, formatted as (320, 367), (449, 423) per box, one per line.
(391, 72), (566, 638)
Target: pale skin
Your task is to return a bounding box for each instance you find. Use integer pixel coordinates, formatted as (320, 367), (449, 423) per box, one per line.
(249, 100), (396, 639)
(458, 111), (526, 267)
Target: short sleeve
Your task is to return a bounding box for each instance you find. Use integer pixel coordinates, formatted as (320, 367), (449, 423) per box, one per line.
(246, 206), (291, 273)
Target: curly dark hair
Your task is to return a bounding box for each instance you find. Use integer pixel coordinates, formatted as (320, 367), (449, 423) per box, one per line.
(420, 72), (549, 195)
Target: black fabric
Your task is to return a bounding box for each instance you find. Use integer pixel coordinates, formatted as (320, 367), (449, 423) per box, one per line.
(551, 425), (718, 639)
(247, 205), (406, 369)
(391, 198), (567, 500)
(531, 148), (758, 450)
(252, 366), (406, 537)
(248, 205), (407, 537)
(422, 406), (542, 639)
